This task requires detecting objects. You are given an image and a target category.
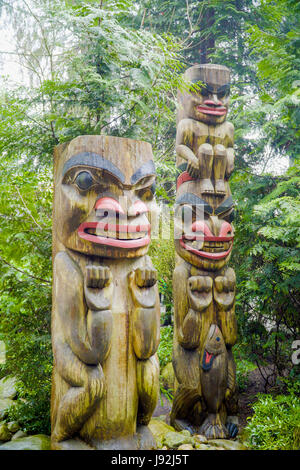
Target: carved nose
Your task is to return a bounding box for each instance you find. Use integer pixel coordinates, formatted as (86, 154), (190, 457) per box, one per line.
(207, 217), (233, 238)
(128, 200), (148, 217)
(95, 197), (124, 216)
(204, 96), (222, 106)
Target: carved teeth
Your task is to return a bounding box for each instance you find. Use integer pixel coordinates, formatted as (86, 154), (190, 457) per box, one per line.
(86, 228), (147, 240)
(185, 239), (231, 253)
(191, 240), (204, 250)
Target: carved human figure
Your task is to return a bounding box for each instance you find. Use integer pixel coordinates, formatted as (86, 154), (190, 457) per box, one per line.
(176, 64), (234, 196)
(171, 64), (238, 439)
(51, 135), (160, 450)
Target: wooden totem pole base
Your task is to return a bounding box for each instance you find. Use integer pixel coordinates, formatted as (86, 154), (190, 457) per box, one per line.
(171, 64), (239, 440)
(51, 136), (160, 450)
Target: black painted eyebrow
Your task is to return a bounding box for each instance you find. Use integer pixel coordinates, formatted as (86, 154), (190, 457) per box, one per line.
(175, 193), (213, 215)
(62, 152), (125, 183)
(131, 160), (156, 185)
(191, 80), (230, 94)
(217, 84), (230, 94)
(215, 196), (234, 215)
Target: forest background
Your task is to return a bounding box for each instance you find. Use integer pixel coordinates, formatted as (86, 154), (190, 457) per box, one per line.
(0, 0), (299, 450)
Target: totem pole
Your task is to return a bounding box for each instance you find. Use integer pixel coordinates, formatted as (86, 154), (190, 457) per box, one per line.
(51, 135), (160, 450)
(171, 64), (239, 439)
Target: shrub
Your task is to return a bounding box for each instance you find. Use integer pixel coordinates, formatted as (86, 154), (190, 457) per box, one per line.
(157, 325), (173, 369)
(244, 392), (300, 450)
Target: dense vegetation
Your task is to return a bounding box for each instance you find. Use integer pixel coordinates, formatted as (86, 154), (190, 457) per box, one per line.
(0, 0), (299, 448)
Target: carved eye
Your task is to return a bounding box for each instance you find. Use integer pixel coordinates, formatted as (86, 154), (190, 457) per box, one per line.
(218, 89), (230, 99)
(200, 86), (210, 97)
(75, 171), (94, 190)
(224, 209), (235, 223)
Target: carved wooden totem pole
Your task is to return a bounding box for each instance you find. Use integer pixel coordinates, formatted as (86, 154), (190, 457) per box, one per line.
(171, 64), (239, 439)
(51, 135), (160, 450)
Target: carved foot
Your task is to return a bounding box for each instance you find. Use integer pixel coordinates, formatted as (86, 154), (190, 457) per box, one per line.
(135, 425), (157, 450)
(226, 421), (238, 438)
(200, 178), (214, 194)
(51, 437), (95, 450)
(172, 418), (200, 435)
(200, 413), (229, 439)
(214, 179), (226, 195)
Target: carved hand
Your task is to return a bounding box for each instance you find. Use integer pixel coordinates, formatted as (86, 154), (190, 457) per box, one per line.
(225, 147), (235, 177)
(133, 267), (157, 288)
(186, 155), (200, 178)
(214, 268), (236, 310)
(85, 265), (112, 289)
(187, 275), (213, 312)
(128, 267), (158, 308)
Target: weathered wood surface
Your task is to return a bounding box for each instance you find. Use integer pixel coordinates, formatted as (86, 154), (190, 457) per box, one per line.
(51, 135), (160, 450)
(171, 64), (239, 439)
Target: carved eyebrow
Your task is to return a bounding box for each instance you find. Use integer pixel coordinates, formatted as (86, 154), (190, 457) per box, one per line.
(215, 196), (234, 215)
(216, 84), (230, 94)
(191, 80), (230, 94)
(62, 152), (125, 183)
(131, 160), (156, 185)
(175, 193), (213, 215)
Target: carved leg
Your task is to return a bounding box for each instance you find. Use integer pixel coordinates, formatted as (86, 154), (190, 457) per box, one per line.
(213, 144), (227, 195)
(196, 143), (214, 194)
(170, 384), (202, 433)
(225, 348), (239, 437)
(52, 341), (104, 445)
(136, 354), (159, 426)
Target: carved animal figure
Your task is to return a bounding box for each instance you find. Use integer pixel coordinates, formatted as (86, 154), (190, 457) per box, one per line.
(51, 135), (160, 450)
(171, 64), (238, 439)
(176, 64), (234, 196)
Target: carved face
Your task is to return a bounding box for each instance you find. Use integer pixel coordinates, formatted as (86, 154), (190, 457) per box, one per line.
(53, 136), (157, 259)
(179, 64), (230, 125)
(174, 186), (235, 271)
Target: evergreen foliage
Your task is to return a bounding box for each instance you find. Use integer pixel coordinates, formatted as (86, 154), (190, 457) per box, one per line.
(0, 0), (299, 443)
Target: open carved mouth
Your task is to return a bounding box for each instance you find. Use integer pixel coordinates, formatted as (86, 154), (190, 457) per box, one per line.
(202, 350), (215, 371)
(180, 234), (233, 259)
(196, 105), (227, 116)
(78, 221), (151, 248)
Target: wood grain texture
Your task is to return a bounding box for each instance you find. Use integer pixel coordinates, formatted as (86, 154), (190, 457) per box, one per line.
(51, 136), (160, 450)
(171, 65), (238, 439)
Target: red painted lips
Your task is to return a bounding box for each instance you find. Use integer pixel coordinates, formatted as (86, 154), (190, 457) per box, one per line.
(78, 197), (151, 249)
(196, 100), (227, 116)
(180, 221), (234, 260)
(196, 105), (227, 116)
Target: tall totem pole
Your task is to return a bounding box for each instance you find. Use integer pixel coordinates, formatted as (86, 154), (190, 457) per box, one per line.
(51, 135), (160, 450)
(171, 64), (238, 439)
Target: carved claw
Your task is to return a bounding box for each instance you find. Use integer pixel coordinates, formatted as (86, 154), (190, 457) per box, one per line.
(85, 265), (112, 289)
(200, 414), (229, 439)
(134, 267), (157, 288)
(226, 421), (238, 438)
